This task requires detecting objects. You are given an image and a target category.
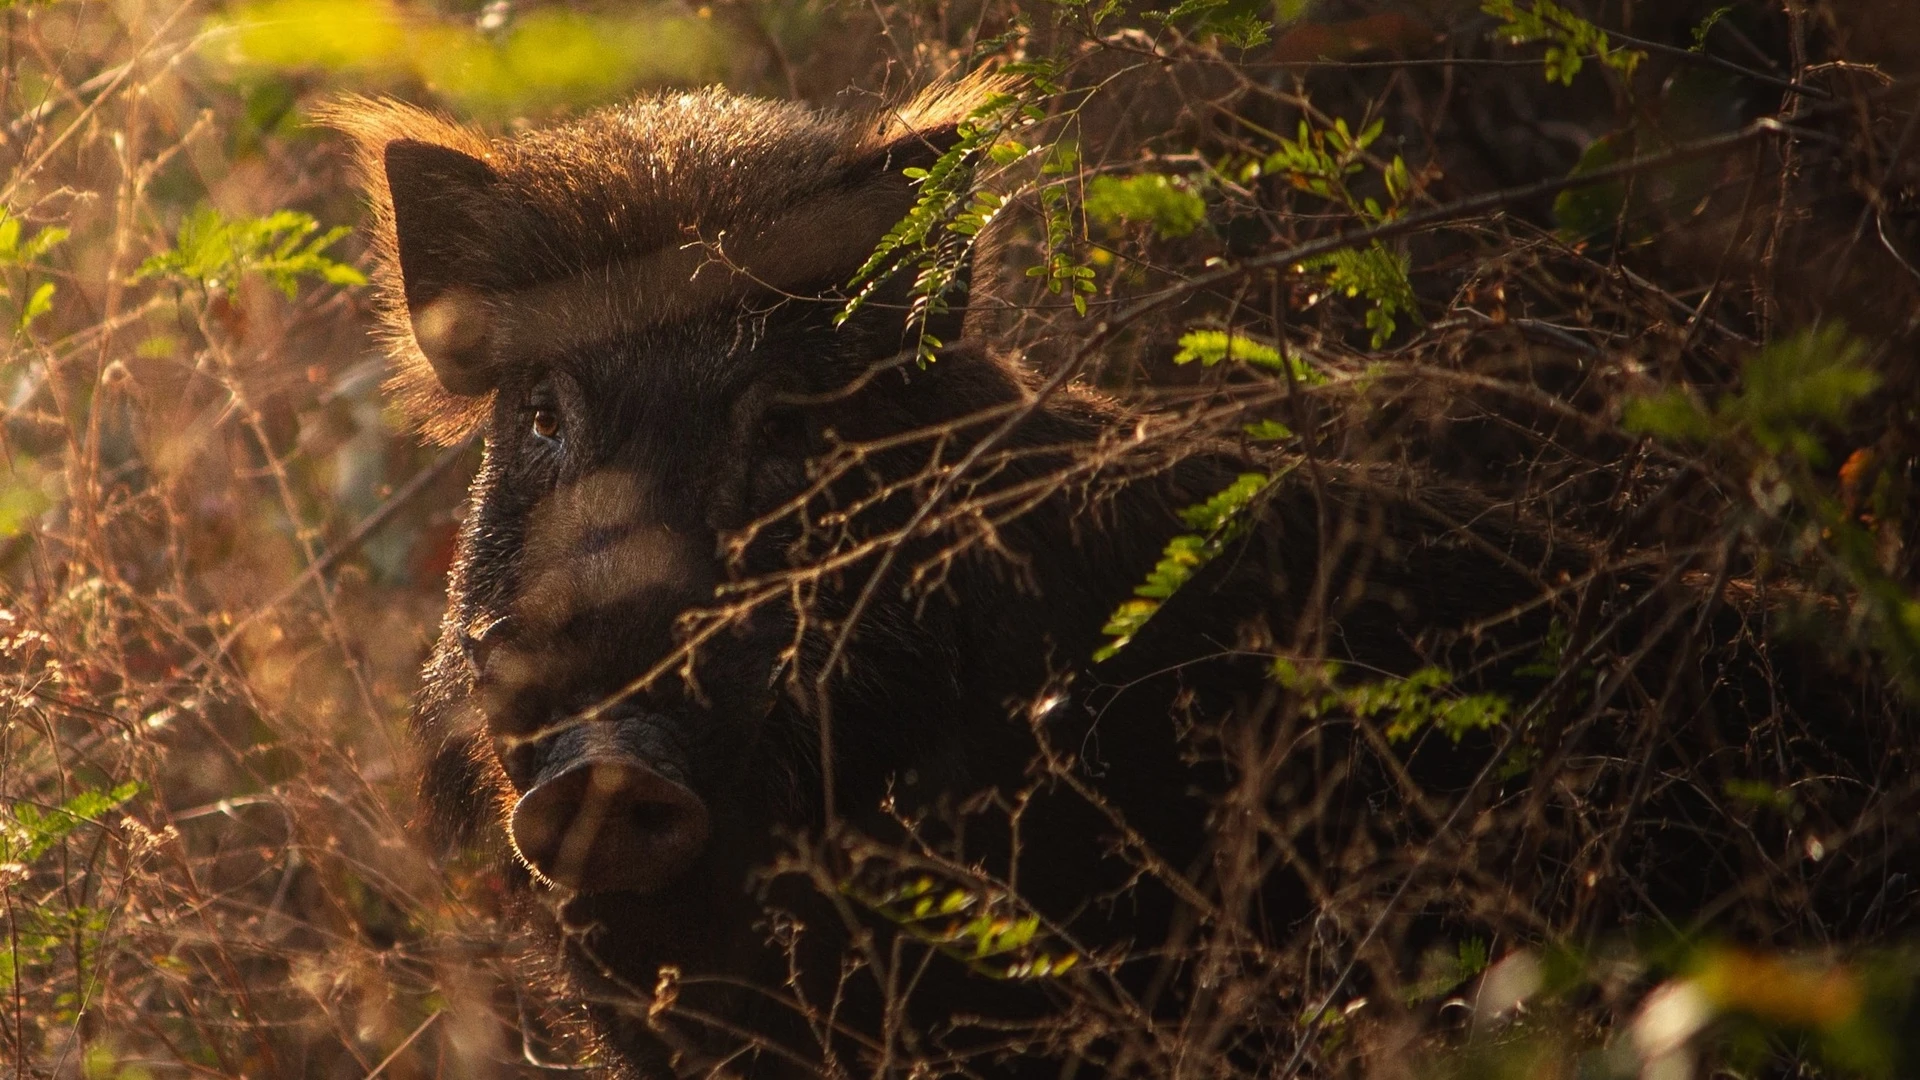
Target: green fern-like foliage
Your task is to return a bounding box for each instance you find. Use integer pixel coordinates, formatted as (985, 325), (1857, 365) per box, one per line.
(1625, 326), (1918, 688)
(1261, 117), (1378, 199)
(1, 779), (143, 989)
(0, 207), (69, 331)
(1, 781), (142, 864)
(1095, 472), (1272, 661)
(1405, 938), (1493, 1003)
(1299, 244), (1418, 348)
(1689, 5), (1734, 52)
(1085, 173), (1207, 239)
(1172, 328), (1324, 384)
(841, 871), (1082, 979)
(1251, 118), (1422, 346)
(1148, 0), (1274, 49)
(1483, 0), (1646, 85)
(1027, 145), (1100, 316)
(839, 85), (1035, 358)
(1624, 324), (1878, 463)
(135, 207), (365, 297)
(0, 209), (70, 267)
(1269, 660), (1511, 744)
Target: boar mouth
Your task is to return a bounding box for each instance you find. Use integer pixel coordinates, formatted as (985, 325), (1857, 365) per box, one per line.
(507, 714), (711, 894)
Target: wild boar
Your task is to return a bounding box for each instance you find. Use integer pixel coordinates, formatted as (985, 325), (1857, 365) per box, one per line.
(327, 80), (1907, 1078)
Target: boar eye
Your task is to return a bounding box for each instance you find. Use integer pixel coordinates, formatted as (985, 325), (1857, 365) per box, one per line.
(758, 407), (808, 452)
(531, 407), (562, 442)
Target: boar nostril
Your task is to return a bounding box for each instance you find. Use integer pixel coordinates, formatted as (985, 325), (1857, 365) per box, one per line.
(509, 756), (710, 894)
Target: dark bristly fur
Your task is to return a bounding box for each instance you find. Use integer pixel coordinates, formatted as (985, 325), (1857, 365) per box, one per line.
(330, 82), (1910, 1079)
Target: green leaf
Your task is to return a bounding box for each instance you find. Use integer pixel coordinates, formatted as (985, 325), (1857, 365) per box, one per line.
(0, 209), (68, 266)
(1096, 472), (1274, 660)
(1, 209), (69, 333)
(1206, 11), (1273, 48)
(1384, 156), (1412, 203)
(1482, 0), (1645, 85)
(0, 473), (54, 538)
(841, 90), (1030, 359)
(1147, 0), (1271, 46)
(840, 865), (1080, 980)
(1084, 174), (1207, 239)
(1273, 662), (1510, 744)
(1177, 471), (1269, 532)
(1724, 778), (1798, 815)
(1726, 325), (1877, 459)
(2, 781), (142, 865)
(1173, 328), (1327, 383)
(1406, 938), (1494, 1002)
(17, 281), (54, 330)
(1514, 617), (1574, 679)
(1299, 243), (1419, 347)
(1690, 5), (1734, 51)
(1622, 388), (1715, 442)
(1625, 326), (1877, 463)
(1552, 133), (1629, 240)
(135, 206), (365, 298)
(987, 138), (1030, 166)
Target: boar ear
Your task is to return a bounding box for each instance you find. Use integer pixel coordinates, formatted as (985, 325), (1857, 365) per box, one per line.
(836, 77), (1019, 345)
(839, 122), (980, 344)
(385, 139), (503, 396)
(850, 121), (968, 184)
(852, 72), (1014, 184)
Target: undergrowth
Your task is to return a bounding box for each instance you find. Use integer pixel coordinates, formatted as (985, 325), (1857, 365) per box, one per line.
(2, 0), (1917, 1077)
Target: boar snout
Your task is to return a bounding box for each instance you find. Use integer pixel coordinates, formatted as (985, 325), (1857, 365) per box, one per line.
(508, 716), (710, 894)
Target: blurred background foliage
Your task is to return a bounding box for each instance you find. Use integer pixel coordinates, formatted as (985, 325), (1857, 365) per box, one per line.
(1, 0), (1917, 1077)
(213, 0), (730, 119)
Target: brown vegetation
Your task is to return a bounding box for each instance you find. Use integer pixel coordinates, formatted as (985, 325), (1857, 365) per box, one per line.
(2, 1), (1917, 1078)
